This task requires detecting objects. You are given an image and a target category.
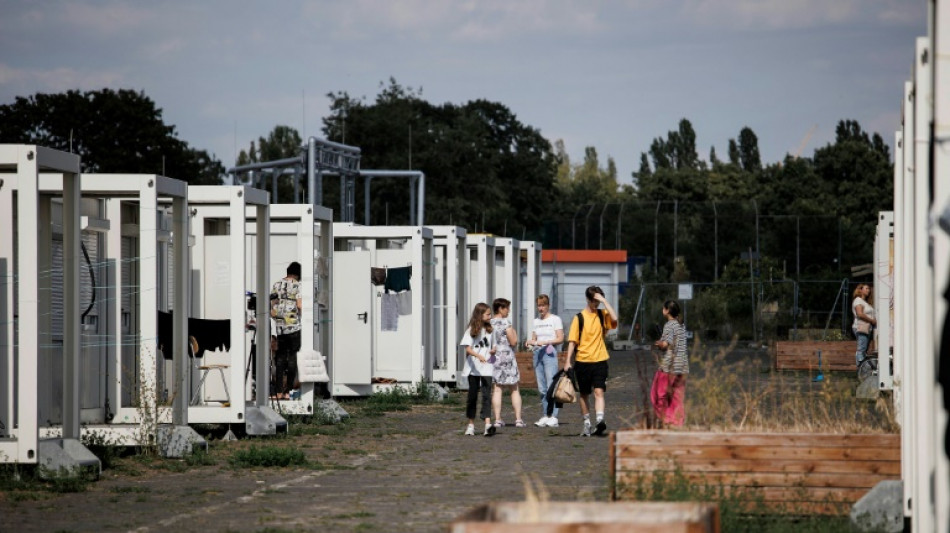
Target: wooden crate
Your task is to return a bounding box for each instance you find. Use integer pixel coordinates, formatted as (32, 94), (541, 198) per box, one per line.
(611, 431), (900, 515)
(514, 351), (567, 389)
(451, 501), (720, 533)
(773, 341), (856, 371)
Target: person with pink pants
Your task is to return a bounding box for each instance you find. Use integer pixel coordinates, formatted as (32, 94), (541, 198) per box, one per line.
(651, 300), (689, 427)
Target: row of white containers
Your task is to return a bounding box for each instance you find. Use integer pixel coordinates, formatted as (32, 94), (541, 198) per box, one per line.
(0, 144), (541, 472)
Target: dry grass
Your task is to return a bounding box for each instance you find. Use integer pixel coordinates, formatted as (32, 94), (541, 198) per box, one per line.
(641, 337), (899, 434)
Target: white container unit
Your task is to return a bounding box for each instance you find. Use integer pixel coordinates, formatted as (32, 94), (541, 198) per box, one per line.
(231, 204), (333, 415)
(518, 241), (542, 342)
(186, 186), (283, 433)
(465, 234), (496, 310)
(493, 237), (521, 316)
(332, 224), (434, 396)
(428, 226), (468, 385)
(0, 145), (98, 471)
(30, 174), (199, 455)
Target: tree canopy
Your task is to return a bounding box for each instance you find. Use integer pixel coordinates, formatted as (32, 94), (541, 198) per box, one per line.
(319, 79), (559, 236)
(0, 88), (224, 184)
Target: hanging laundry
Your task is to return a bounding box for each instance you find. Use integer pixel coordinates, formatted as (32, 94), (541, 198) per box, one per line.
(157, 310), (231, 359)
(381, 292), (399, 331)
(396, 290), (412, 315)
(370, 267), (387, 286)
(384, 266), (412, 292)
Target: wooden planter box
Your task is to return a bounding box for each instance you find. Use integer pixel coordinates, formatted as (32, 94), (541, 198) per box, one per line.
(450, 501), (720, 532)
(514, 351), (567, 389)
(611, 431), (900, 515)
(772, 341), (856, 371)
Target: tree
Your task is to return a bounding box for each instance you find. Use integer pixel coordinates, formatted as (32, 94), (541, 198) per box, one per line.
(235, 125), (304, 202)
(320, 79), (558, 237)
(738, 127), (761, 172)
(0, 88), (224, 183)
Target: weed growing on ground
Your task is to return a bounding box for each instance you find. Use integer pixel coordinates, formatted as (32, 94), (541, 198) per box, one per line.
(228, 445), (307, 468)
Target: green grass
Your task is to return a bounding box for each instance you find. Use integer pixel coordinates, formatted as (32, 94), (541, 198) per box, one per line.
(228, 445), (308, 468)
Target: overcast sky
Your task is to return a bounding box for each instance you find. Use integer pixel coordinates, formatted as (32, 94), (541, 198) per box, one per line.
(0, 1), (926, 185)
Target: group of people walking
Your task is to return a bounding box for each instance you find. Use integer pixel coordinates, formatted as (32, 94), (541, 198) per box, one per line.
(462, 285), (689, 436)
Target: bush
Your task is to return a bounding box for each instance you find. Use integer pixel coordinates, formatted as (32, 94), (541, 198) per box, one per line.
(229, 445), (307, 468)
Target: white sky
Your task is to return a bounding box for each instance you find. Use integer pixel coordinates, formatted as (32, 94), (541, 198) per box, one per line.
(0, 0), (926, 185)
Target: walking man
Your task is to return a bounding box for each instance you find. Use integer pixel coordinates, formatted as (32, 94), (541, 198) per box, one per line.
(564, 285), (618, 436)
(271, 261), (302, 400)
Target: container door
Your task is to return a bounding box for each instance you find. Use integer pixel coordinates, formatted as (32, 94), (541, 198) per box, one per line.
(331, 250), (372, 385)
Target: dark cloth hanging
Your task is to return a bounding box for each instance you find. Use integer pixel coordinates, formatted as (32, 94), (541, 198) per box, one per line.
(371, 267), (387, 286)
(157, 310), (231, 360)
(384, 266), (412, 292)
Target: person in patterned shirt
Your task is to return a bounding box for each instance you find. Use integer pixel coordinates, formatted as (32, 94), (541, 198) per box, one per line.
(270, 261), (302, 400)
(652, 300), (689, 427)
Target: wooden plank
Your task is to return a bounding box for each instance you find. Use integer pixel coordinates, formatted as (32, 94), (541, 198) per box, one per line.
(617, 471), (894, 489)
(616, 458), (901, 476)
(614, 431), (899, 448)
(616, 445), (899, 461)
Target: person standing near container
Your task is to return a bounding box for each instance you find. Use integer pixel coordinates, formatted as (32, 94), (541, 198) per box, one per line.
(564, 286), (618, 437)
(852, 284), (876, 367)
(460, 302), (497, 437)
(526, 294), (564, 427)
(271, 261), (302, 400)
(652, 300), (689, 427)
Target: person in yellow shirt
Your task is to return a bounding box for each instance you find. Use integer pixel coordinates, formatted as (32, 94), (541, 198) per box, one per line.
(564, 285), (618, 436)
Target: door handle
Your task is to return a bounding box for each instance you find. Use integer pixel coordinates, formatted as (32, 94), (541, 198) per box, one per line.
(357, 312), (367, 323)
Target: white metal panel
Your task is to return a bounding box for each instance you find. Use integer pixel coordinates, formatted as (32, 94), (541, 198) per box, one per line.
(874, 212), (894, 391)
(899, 80), (916, 519)
(913, 36), (936, 532)
(931, 2), (950, 527)
(331, 250), (372, 389)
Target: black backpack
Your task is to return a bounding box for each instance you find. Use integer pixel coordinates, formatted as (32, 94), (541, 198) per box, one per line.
(575, 309), (606, 340)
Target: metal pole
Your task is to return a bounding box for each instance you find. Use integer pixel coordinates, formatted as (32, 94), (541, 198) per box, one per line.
(654, 201), (661, 275)
(616, 202), (624, 249)
(584, 204), (595, 249)
(749, 247), (756, 343)
(307, 138), (317, 206)
(364, 175), (372, 225)
(599, 203), (609, 250)
(713, 201), (719, 281)
(796, 215), (800, 281)
(753, 199), (759, 263)
(673, 199), (678, 266)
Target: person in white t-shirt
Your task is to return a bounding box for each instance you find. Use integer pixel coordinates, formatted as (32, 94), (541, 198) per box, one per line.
(851, 283), (877, 367)
(460, 302), (497, 437)
(525, 294), (564, 428)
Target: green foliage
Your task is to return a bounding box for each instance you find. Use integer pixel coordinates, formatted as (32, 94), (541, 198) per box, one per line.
(320, 78), (558, 238)
(0, 88), (225, 183)
(228, 445), (308, 468)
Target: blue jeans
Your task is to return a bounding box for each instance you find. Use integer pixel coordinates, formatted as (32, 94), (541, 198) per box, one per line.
(534, 346), (559, 418)
(854, 329), (870, 366)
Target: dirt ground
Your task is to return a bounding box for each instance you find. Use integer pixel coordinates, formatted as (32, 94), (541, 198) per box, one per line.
(0, 346), (774, 533)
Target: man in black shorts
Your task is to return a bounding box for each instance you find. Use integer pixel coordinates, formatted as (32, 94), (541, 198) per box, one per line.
(564, 286), (618, 436)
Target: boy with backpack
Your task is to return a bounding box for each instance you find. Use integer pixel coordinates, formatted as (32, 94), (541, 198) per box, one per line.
(564, 285), (618, 436)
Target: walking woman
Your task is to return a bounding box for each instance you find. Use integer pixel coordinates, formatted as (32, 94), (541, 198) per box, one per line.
(651, 300), (689, 427)
(852, 284), (877, 367)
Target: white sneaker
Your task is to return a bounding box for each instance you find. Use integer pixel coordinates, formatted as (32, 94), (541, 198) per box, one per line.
(534, 417), (548, 427)
(546, 417), (559, 428)
(580, 419), (592, 437)
(464, 424), (475, 436)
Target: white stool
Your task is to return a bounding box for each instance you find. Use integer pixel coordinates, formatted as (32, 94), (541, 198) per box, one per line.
(191, 364), (231, 405)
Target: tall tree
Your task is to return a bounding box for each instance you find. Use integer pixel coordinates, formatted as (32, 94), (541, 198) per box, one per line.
(320, 79), (558, 237)
(738, 127), (761, 172)
(0, 88), (224, 183)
